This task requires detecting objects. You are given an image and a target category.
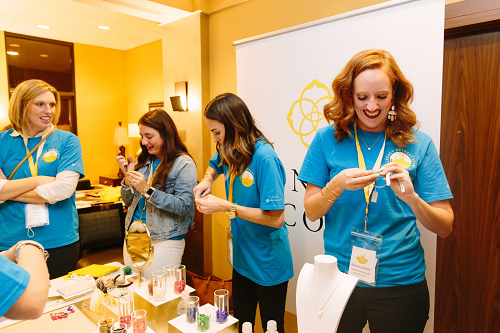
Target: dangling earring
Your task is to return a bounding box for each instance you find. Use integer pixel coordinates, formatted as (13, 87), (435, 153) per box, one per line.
(388, 105), (397, 122)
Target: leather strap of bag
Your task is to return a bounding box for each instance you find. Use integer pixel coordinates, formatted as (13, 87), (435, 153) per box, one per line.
(203, 276), (213, 294)
(8, 127), (56, 180)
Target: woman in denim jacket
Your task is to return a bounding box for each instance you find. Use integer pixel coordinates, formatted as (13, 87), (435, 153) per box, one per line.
(117, 109), (197, 279)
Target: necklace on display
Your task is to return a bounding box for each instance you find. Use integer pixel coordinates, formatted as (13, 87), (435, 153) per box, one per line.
(308, 273), (344, 317)
(359, 132), (383, 151)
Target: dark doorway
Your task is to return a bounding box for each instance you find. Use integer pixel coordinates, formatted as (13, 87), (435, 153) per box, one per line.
(5, 32), (77, 135)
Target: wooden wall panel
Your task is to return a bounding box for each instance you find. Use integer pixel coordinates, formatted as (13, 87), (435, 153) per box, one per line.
(436, 28), (500, 332)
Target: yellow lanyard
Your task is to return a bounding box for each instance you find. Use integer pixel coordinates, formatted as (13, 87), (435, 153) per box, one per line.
(228, 174), (235, 203)
(227, 173), (235, 231)
(22, 137), (47, 177)
(25, 146), (39, 177)
(354, 124), (386, 231)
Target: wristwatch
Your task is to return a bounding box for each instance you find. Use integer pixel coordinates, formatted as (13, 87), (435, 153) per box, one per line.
(226, 203), (237, 220)
(15, 240), (49, 263)
(144, 187), (155, 199)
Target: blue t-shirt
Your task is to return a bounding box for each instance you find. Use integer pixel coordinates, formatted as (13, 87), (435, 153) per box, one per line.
(0, 255), (30, 317)
(0, 129), (85, 250)
(210, 140), (294, 286)
(132, 157), (162, 222)
(298, 125), (452, 287)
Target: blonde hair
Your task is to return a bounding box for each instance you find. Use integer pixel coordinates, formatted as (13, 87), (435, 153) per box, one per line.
(8, 79), (60, 136)
(324, 49), (418, 147)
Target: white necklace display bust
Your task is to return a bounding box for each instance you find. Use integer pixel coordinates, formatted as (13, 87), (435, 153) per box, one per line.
(296, 255), (358, 333)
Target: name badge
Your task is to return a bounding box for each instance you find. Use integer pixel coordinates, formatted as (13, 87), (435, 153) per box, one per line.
(348, 245), (378, 285)
(25, 203), (50, 230)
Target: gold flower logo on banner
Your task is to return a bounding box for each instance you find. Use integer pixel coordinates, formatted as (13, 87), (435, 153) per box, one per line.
(287, 79), (332, 148)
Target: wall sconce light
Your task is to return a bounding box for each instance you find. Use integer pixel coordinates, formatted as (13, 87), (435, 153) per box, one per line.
(128, 123), (140, 138)
(170, 81), (188, 111)
(128, 123), (142, 158)
(114, 122), (130, 178)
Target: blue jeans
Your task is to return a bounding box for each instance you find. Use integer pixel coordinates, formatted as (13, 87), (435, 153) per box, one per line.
(337, 279), (430, 333)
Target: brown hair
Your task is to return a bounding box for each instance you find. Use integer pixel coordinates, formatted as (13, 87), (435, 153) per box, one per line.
(135, 109), (192, 189)
(8, 79), (61, 136)
(323, 49), (419, 147)
(204, 93), (272, 178)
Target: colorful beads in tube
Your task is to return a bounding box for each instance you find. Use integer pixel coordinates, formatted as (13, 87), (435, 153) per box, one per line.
(185, 296), (199, 324)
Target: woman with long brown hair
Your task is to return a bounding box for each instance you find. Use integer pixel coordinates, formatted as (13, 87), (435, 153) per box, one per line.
(117, 109), (197, 279)
(193, 93), (293, 333)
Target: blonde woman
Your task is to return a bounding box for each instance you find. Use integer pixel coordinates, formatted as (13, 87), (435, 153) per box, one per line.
(0, 79), (84, 278)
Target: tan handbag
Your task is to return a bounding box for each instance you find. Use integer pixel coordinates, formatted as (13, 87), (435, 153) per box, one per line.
(187, 271), (233, 312)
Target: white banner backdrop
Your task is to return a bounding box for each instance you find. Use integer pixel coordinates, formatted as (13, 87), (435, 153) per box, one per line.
(235, 0), (444, 331)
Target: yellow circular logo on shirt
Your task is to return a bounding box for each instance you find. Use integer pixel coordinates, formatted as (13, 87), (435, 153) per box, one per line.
(43, 149), (59, 163)
(389, 152), (412, 169)
(241, 170), (254, 187)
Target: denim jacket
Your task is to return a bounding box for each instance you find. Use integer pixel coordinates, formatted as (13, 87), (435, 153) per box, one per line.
(121, 154), (197, 241)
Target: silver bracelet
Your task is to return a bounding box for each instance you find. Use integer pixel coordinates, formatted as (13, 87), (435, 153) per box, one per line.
(15, 240), (49, 262)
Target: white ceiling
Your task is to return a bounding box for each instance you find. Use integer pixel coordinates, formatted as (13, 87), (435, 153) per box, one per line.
(1, 0), (193, 50)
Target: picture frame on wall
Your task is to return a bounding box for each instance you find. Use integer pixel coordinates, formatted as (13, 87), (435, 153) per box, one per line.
(148, 102), (164, 111)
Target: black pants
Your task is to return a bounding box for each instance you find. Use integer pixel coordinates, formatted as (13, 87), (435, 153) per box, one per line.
(232, 269), (288, 333)
(337, 279), (430, 333)
(46, 241), (79, 279)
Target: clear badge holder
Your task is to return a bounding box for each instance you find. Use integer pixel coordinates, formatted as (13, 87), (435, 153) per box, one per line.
(25, 203), (49, 237)
(346, 228), (382, 286)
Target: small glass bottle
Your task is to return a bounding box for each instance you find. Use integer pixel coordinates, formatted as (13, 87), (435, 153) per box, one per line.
(173, 264), (186, 294)
(196, 306), (211, 332)
(177, 290), (190, 317)
(214, 289), (229, 324)
(132, 309), (147, 333)
(117, 290), (134, 328)
(185, 296), (199, 324)
(163, 264), (175, 288)
(265, 320), (278, 333)
(242, 322), (253, 333)
(98, 317), (114, 333)
(152, 270), (167, 302)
